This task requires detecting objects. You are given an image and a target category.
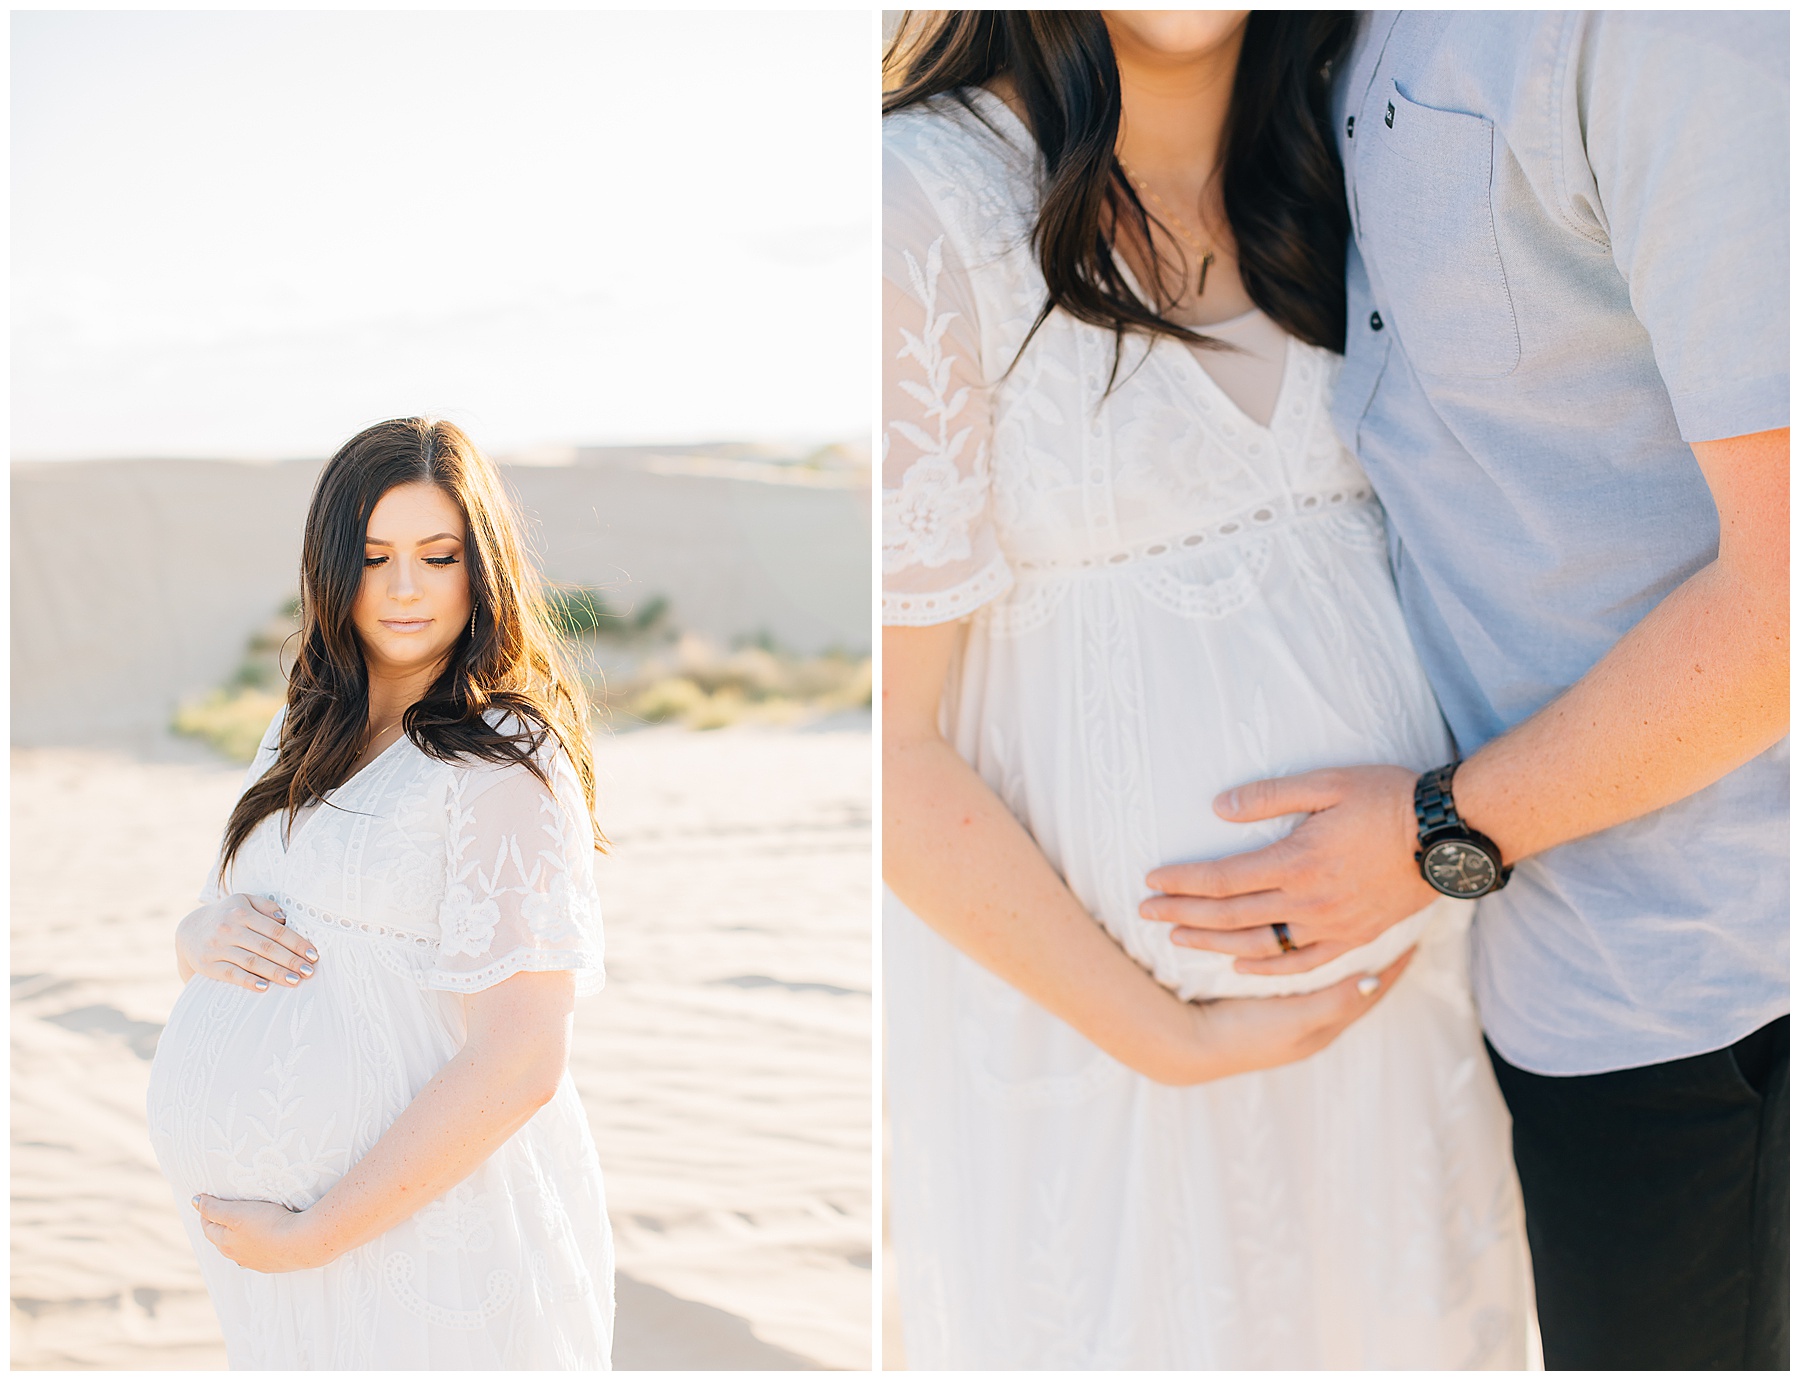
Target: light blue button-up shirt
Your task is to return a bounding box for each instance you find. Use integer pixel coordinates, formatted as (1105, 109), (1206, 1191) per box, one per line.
(1332, 11), (1788, 1075)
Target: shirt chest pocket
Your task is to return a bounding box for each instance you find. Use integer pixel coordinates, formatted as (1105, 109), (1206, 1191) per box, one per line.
(1358, 80), (1520, 381)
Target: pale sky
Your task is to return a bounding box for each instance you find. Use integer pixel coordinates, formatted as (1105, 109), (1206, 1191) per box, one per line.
(13, 10), (872, 460)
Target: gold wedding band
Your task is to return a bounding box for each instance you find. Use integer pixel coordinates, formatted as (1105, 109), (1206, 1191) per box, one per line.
(1272, 922), (1297, 953)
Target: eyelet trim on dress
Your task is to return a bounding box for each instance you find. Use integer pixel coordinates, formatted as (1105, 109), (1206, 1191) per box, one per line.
(1007, 486), (1374, 575)
(883, 551), (1014, 626)
(282, 897), (439, 952)
(424, 948), (606, 998)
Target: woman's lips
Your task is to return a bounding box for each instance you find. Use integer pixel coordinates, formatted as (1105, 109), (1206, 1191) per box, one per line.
(380, 618), (432, 633)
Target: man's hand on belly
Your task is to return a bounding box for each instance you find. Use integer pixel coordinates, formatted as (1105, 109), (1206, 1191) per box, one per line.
(1138, 764), (1439, 974)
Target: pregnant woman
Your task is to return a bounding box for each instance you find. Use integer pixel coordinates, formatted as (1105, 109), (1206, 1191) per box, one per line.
(883, 11), (1529, 1368)
(146, 418), (613, 1368)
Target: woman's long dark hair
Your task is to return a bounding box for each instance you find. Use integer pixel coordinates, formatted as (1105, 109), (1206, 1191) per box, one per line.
(883, 11), (1354, 369)
(220, 417), (603, 871)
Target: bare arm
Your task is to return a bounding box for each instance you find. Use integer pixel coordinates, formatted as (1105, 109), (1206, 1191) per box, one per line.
(1147, 428), (1789, 973)
(884, 622), (1409, 1081)
(1454, 428), (1788, 856)
(194, 969), (574, 1270)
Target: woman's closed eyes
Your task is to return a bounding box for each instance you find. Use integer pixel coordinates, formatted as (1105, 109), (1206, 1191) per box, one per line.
(363, 553), (460, 568)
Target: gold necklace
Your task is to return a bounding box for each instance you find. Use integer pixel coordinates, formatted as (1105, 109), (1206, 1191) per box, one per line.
(1117, 155), (1217, 296)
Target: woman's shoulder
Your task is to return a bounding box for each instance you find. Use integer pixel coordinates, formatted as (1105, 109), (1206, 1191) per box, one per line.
(885, 87), (1036, 197)
(886, 89), (1039, 284)
(446, 708), (583, 796)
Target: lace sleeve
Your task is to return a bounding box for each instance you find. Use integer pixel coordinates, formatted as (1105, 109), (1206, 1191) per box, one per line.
(883, 145), (1012, 626)
(199, 705), (286, 905)
(427, 753), (605, 997)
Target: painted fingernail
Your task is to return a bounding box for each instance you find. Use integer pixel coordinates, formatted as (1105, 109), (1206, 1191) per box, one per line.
(299, 963), (314, 977)
(274, 909), (286, 921)
(305, 949), (318, 962)
(191, 1195), (201, 1210)
(285, 972), (301, 985)
(1357, 975), (1381, 997)
(254, 979), (269, 991)
(1216, 790), (1238, 814)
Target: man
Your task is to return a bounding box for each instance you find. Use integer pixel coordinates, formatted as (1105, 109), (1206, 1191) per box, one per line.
(1144, 12), (1787, 1370)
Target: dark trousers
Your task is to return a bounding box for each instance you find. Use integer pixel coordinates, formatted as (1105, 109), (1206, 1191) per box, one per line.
(1486, 1017), (1788, 1370)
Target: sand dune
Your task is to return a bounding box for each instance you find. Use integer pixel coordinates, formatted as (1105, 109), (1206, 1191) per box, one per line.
(11, 454), (869, 748)
(10, 722), (871, 1370)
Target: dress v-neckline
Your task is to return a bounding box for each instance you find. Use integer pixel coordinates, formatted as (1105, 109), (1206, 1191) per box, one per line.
(281, 727), (412, 853)
(965, 85), (1298, 443)
(1108, 254), (1298, 442)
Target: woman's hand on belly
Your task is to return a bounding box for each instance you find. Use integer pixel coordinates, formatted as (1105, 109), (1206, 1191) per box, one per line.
(1177, 945), (1416, 1082)
(175, 893), (317, 990)
(192, 1193), (335, 1273)
(886, 623), (1413, 1085)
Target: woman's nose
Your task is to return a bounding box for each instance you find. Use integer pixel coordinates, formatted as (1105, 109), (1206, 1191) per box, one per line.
(390, 557), (420, 598)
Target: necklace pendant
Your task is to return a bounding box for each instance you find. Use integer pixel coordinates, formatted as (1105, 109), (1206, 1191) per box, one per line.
(1196, 251), (1214, 296)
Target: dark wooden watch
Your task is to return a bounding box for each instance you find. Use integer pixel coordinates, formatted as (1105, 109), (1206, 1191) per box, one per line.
(1414, 762), (1511, 899)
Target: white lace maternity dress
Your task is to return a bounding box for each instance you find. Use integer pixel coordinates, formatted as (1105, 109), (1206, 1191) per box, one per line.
(146, 710), (614, 1369)
(883, 90), (1531, 1369)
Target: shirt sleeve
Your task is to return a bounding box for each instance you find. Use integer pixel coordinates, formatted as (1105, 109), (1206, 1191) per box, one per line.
(1574, 12), (1788, 442)
(882, 143), (1012, 625)
(427, 753), (605, 997)
(199, 705), (287, 905)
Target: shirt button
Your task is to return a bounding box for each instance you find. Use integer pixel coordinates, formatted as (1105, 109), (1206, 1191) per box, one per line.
(1346, 115), (1355, 139)
(1369, 311), (1384, 331)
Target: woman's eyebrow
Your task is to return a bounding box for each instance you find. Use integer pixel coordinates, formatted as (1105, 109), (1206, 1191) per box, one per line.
(363, 532), (464, 547)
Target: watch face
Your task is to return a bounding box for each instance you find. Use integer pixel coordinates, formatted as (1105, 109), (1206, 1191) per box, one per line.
(1423, 840), (1498, 898)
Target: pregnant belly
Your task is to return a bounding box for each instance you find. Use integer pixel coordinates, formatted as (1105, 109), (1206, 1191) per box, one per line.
(966, 545), (1462, 1001)
(146, 958), (443, 1208)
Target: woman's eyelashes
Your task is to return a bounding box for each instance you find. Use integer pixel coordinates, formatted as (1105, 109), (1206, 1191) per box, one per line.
(361, 553), (461, 568)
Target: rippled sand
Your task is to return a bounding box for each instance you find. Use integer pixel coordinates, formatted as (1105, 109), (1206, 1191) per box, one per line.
(10, 722), (872, 1369)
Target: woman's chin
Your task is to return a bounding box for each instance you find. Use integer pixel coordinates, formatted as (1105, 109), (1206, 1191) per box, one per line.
(360, 635), (456, 682)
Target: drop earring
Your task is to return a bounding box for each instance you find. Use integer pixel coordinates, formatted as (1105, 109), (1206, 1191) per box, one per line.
(469, 602), (478, 637)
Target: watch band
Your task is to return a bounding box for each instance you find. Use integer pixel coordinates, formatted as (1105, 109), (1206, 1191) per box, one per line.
(1414, 762), (1465, 838)
(1414, 760), (1513, 893)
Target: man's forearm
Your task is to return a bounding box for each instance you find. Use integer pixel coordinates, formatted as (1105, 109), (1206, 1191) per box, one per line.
(1456, 430), (1787, 863)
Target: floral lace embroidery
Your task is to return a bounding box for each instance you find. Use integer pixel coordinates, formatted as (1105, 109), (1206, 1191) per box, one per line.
(415, 1184), (496, 1254)
(383, 1253), (518, 1328)
(440, 774), (506, 959)
(885, 236), (995, 576)
(210, 1004), (350, 1211)
(1131, 539), (1273, 621)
